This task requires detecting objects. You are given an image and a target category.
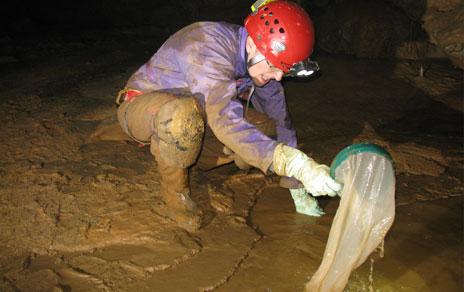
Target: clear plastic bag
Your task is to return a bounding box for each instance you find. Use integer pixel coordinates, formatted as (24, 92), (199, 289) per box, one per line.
(306, 144), (396, 292)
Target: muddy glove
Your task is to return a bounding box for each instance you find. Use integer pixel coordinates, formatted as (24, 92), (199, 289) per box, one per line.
(290, 188), (325, 217)
(273, 144), (342, 197)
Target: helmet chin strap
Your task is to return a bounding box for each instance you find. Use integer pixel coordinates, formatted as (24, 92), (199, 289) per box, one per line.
(247, 53), (266, 69)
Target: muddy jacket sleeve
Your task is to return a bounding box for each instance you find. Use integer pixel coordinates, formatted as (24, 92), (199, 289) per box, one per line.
(185, 51), (277, 173)
(252, 81), (297, 148)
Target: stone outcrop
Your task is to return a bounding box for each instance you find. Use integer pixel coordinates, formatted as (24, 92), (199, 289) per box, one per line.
(314, 0), (413, 59)
(421, 1), (464, 68)
(311, 0), (463, 68)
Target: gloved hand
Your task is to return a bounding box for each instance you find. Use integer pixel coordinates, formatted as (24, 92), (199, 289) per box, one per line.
(290, 188), (325, 217)
(273, 144), (342, 197)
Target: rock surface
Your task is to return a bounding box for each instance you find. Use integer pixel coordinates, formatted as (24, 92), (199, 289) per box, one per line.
(312, 0), (463, 68)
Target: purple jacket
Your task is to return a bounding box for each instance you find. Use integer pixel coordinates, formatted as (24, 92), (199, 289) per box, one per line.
(126, 22), (297, 173)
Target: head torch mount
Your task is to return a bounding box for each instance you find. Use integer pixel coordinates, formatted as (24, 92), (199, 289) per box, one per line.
(286, 59), (320, 78)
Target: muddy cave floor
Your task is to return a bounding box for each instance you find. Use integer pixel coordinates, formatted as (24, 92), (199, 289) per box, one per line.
(0, 29), (463, 291)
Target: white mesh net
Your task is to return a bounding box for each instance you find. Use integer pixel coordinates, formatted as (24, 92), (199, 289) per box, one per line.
(306, 149), (396, 292)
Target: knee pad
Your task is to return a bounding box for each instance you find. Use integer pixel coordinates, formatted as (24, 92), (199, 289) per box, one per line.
(152, 97), (205, 168)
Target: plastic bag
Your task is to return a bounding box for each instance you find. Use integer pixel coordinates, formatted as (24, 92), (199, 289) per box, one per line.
(306, 144), (396, 292)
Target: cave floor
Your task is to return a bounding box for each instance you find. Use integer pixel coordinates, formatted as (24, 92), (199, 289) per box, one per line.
(0, 28), (462, 291)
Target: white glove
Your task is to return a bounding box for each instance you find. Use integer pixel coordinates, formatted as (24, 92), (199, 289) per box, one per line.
(273, 144), (342, 197)
(290, 188), (325, 217)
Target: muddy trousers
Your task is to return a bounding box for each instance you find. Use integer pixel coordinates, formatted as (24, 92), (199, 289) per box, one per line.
(117, 91), (276, 231)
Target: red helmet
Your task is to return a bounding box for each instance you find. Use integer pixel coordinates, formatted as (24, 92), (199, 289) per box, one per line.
(244, 0), (315, 72)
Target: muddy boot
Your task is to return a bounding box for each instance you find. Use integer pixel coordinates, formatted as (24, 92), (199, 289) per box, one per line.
(151, 96), (205, 231)
(158, 162), (202, 232)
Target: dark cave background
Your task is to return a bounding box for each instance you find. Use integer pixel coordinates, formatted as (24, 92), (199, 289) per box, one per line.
(1, 0), (463, 69)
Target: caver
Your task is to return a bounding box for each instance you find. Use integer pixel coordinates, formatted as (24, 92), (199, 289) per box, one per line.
(97, 0), (341, 231)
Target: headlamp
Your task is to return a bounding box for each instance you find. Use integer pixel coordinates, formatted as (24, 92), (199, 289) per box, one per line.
(247, 53), (320, 79)
(286, 59), (320, 78)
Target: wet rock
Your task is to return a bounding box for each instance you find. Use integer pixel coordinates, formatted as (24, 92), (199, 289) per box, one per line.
(315, 0), (412, 59)
(385, 0), (464, 68)
(314, 0), (464, 67)
(422, 4), (464, 69)
(56, 266), (110, 291)
(5, 269), (61, 292)
(392, 61), (463, 98)
(354, 123), (448, 176)
(208, 184), (235, 215)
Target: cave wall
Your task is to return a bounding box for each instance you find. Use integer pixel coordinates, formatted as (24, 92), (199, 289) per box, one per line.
(1, 0), (462, 68)
(308, 0), (463, 68)
(421, 0), (464, 69)
(1, 1), (247, 33)
(312, 0), (414, 59)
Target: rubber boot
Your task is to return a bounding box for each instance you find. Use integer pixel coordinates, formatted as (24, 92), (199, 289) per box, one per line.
(156, 158), (202, 232)
(151, 97), (205, 232)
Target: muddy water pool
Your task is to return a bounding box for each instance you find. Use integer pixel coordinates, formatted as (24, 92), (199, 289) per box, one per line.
(223, 187), (462, 291)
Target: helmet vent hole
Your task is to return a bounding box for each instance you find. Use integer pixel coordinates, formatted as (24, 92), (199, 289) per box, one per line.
(265, 20), (269, 26)
(260, 14), (265, 19)
(264, 7), (269, 11)
(270, 28), (275, 34)
(274, 19), (279, 24)
(269, 12), (273, 16)
(279, 27), (285, 33)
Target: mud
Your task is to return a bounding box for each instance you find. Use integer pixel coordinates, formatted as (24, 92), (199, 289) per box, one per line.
(0, 29), (462, 291)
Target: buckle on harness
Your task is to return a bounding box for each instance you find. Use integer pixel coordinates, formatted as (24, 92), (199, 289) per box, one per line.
(115, 88), (143, 105)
